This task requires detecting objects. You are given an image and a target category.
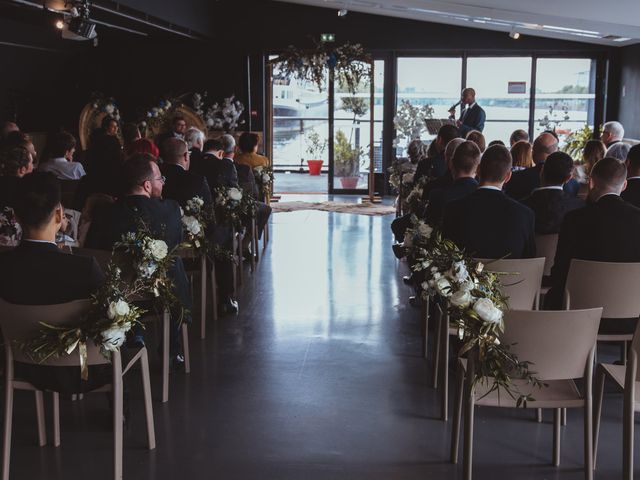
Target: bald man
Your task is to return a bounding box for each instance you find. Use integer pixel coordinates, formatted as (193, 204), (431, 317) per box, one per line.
(449, 88), (486, 137)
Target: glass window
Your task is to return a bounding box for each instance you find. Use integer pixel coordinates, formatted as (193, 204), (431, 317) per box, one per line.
(534, 58), (596, 146)
(466, 57), (532, 145)
(396, 57), (462, 154)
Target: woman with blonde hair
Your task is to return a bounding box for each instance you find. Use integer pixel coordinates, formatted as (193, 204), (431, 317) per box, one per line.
(510, 140), (533, 171)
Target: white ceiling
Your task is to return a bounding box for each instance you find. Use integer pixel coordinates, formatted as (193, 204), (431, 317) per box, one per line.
(276, 0), (640, 46)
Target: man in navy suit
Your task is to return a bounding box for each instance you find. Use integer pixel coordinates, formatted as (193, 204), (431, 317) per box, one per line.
(449, 88), (486, 137)
(442, 144), (536, 259)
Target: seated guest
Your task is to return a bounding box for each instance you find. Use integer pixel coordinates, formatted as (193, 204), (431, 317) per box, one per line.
(407, 139), (428, 165)
(197, 137), (238, 191)
(606, 142), (631, 162)
(0, 172), (108, 393)
(523, 151), (584, 234)
(443, 145), (536, 259)
(3, 131), (38, 165)
(546, 158), (640, 335)
(185, 127), (205, 173)
(415, 124), (459, 181)
(488, 140), (505, 147)
(465, 130), (486, 153)
(601, 121), (624, 148)
(39, 131), (86, 180)
(122, 123), (142, 156)
(103, 117), (120, 138)
(126, 138), (159, 159)
(505, 132), (578, 200)
(575, 139), (606, 188)
(424, 140), (480, 227)
(622, 144), (640, 208)
(235, 132), (269, 168)
(85, 155), (191, 365)
(510, 140), (533, 171)
(156, 116), (187, 148)
(160, 138), (212, 206)
(0, 146), (34, 207)
(509, 129), (529, 147)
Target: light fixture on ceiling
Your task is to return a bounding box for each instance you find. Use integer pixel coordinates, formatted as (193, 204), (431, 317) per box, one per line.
(509, 28), (521, 39)
(338, 8), (348, 17)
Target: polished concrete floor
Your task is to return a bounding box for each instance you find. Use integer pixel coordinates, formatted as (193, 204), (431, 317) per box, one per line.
(7, 208), (635, 479)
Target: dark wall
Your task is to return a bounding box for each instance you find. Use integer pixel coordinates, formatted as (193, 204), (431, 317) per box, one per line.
(617, 44), (640, 139)
(114, 0), (216, 35)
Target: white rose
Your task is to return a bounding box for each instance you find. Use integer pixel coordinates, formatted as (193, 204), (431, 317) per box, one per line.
(402, 172), (414, 184)
(459, 280), (475, 292)
(448, 261), (469, 283)
(228, 187), (243, 201)
(473, 298), (503, 324)
(417, 222), (433, 239)
(450, 290), (472, 308)
(254, 166), (263, 174)
(435, 277), (452, 297)
(165, 101), (171, 108)
(101, 326), (127, 352)
(147, 239), (168, 260)
(195, 197), (204, 207)
(182, 215), (201, 236)
(110, 299), (130, 319)
(262, 173), (271, 183)
(206, 118), (214, 127)
(403, 231), (413, 248)
(421, 281), (430, 292)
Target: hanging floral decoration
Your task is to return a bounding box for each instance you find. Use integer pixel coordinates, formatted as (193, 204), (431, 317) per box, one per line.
(269, 42), (372, 95)
(213, 187), (257, 230)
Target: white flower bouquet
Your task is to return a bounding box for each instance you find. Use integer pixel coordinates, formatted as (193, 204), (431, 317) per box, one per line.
(253, 165), (274, 198)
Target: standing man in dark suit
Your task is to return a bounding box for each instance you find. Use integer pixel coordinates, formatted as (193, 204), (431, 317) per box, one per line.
(449, 88), (486, 137)
(160, 138), (238, 314)
(523, 151), (584, 234)
(0, 173), (108, 393)
(546, 158), (640, 334)
(622, 144), (640, 208)
(424, 140), (480, 228)
(442, 145), (536, 259)
(85, 154), (191, 367)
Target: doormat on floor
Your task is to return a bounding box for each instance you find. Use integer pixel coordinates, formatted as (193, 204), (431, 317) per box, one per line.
(271, 201), (395, 216)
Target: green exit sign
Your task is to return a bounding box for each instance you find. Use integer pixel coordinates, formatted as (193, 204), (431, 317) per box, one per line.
(321, 33), (335, 42)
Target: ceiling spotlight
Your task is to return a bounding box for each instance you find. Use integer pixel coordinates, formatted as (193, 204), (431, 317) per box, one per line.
(337, 8), (348, 17)
(509, 29), (521, 39)
(55, 19), (65, 30)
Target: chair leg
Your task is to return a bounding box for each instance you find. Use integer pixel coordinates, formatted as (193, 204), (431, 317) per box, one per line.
(623, 353), (636, 480)
(210, 263), (218, 326)
(536, 408), (543, 423)
(463, 373), (475, 480)
(52, 392), (60, 447)
(34, 391), (46, 447)
(585, 397), (594, 480)
(112, 353), (123, 480)
(422, 302), (429, 359)
(553, 408), (561, 466)
(162, 309), (170, 403)
(200, 256), (206, 339)
(440, 309), (450, 422)
(593, 368), (606, 469)
(2, 381), (14, 480)
(140, 348), (156, 450)
(432, 306), (441, 389)
(562, 408), (567, 426)
(182, 324), (191, 374)
(450, 361), (465, 464)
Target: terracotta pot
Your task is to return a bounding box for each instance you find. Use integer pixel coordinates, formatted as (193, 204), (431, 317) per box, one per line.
(307, 160), (323, 175)
(339, 176), (360, 189)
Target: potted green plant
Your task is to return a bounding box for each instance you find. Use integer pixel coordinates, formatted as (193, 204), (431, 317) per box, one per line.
(334, 129), (362, 188)
(305, 130), (327, 176)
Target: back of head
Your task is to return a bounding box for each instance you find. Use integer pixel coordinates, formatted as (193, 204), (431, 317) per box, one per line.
(465, 130), (486, 152)
(221, 134), (236, 156)
(591, 157), (627, 194)
(438, 124), (459, 146)
(3, 131), (30, 150)
(1, 121), (19, 140)
(238, 132), (259, 154)
(478, 145), (512, 184)
(444, 138), (465, 163)
(627, 144), (640, 175)
(582, 140), (606, 173)
(14, 172), (60, 229)
(542, 152), (574, 185)
(185, 128), (205, 149)
(203, 138), (223, 154)
(161, 138), (188, 165)
(121, 123), (140, 145)
(605, 142), (631, 162)
(122, 154), (156, 194)
(49, 131), (76, 159)
(488, 140), (505, 148)
(603, 121), (624, 140)
(510, 141), (533, 169)
(0, 147), (31, 176)
(451, 141), (480, 175)
(407, 139), (427, 164)
(509, 129), (529, 146)
(532, 132), (559, 164)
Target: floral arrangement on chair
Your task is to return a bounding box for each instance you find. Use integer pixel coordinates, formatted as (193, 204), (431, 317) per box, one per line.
(180, 197), (208, 252)
(0, 206), (21, 247)
(91, 94), (121, 122)
(20, 226), (183, 379)
(388, 158), (417, 190)
(403, 216), (545, 406)
(141, 98), (181, 133)
(253, 166), (274, 199)
(213, 187), (256, 229)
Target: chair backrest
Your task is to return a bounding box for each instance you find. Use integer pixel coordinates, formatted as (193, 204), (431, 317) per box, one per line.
(477, 257), (545, 310)
(502, 308), (602, 380)
(0, 299), (109, 367)
(534, 234), (558, 276)
(565, 259), (640, 318)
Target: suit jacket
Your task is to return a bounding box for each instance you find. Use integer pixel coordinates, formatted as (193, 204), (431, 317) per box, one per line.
(160, 163), (212, 207)
(188, 148), (205, 175)
(522, 187), (585, 234)
(235, 162), (259, 199)
(0, 241), (107, 393)
(546, 194), (640, 309)
(459, 103), (486, 137)
(505, 163), (579, 201)
(442, 188), (536, 259)
(621, 178), (640, 208)
(196, 153), (239, 191)
(420, 171), (454, 204)
(425, 177), (478, 228)
(415, 152), (446, 182)
(0, 175), (20, 208)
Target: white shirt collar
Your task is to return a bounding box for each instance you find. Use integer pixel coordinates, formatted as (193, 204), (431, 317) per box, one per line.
(596, 192), (620, 202)
(23, 239), (57, 246)
(478, 185), (502, 191)
(628, 176), (640, 181)
(466, 102), (476, 109)
(534, 185), (564, 192)
(51, 157), (68, 163)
